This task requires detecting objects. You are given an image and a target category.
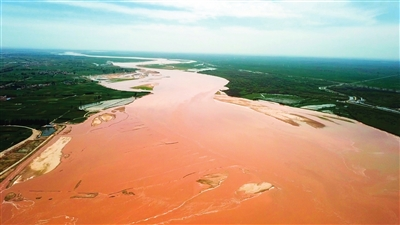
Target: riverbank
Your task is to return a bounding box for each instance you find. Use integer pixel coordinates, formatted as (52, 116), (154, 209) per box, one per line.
(0, 125), (41, 158)
(1, 58), (399, 224)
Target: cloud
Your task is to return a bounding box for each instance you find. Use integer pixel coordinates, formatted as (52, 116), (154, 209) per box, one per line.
(4, 1), (398, 59)
(145, 1), (300, 19)
(4, 11), (398, 60)
(49, 0), (381, 26)
(48, 1), (206, 23)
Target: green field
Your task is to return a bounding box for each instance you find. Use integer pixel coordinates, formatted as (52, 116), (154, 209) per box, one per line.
(0, 126), (32, 151)
(360, 76), (400, 90)
(0, 50), (150, 129)
(1, 50), (399, 136)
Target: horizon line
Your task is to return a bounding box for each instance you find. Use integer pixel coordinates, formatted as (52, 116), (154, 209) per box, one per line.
(1, 47), (399, 62)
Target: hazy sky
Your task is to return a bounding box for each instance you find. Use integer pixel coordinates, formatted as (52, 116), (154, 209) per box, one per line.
(2, 0), (399, 60)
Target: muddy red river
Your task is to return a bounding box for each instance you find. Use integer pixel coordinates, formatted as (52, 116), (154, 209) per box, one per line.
(1, 60), (399, 224)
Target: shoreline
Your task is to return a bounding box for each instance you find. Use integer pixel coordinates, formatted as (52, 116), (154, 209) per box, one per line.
(1, 57), (399, 224)
(0, 125), (65, 188)
(0, 125), (41, 158)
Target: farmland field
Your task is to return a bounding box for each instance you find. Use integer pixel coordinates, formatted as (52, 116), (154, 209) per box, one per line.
(1, 50), (399, 138)
(0, 126), (32, 151)
(0, 49), (150, 144)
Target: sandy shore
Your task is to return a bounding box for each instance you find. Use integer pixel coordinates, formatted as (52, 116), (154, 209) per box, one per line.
(13, 137), (71, 184)
(1, 59), (399, 224)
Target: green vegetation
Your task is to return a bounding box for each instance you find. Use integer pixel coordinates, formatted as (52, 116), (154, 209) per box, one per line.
(202, 57), (399, 136)
(1, 50), (399, 136)
(0, 136), (44, 177)
(142, 61), (215, 72)
(0, 126), (32, 151)
(330, 85), (399, 108)
(338, 104), (400, 135)
(143, 62), (198, 70)
(109, 78), (136, 83)
(144, 55), (400, 136)
(0, 50), (150, 130)
(131, 85), (153, 91)
(361, 75), (400, 90)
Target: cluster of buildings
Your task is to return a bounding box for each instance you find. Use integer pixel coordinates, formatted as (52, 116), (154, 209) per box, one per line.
(3, 83), (53, 91)
(347, 96), (365, 104)
(37, 70), (73, 75)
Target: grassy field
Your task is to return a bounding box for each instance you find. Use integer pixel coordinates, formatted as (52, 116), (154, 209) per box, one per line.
(0, 49), (150, 129)
(0, 126), (32, 151)
(361, 76), (399, 89)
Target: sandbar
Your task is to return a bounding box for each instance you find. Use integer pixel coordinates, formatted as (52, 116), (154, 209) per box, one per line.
(1, 58), (399, 224)
(13, 137), (71, 184)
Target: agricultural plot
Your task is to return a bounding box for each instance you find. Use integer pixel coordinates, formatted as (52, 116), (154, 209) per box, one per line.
(0, 126), (32, 151)
(0, 50), (150, 128)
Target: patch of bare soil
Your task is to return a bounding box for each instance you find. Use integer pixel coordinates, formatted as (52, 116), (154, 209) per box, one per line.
(238, 182), (274, 194)
(4, 192), (24, 202)
(0, 139), (44, 180)
(13, 137), (71, 184)
(112, 107), (125, 113)
(292, 114), (325, 128)
(62, 126), (72, 135)
(91, 117), (102, 126)
(197, 173), (228, 189)
(91, 113), (116, 126)
(215, 95), (326, 128)
(70, 192), (98, 199)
